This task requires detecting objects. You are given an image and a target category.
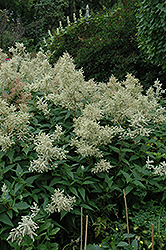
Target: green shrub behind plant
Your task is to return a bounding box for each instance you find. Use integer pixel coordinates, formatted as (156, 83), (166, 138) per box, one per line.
(46, 0), (166, 89)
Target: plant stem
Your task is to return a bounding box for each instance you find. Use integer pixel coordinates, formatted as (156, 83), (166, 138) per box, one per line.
(123, 189), (130, 247)
(152, 223), (154, 250)
(84, 215), (88, 250)
(80, 207), (83, 250)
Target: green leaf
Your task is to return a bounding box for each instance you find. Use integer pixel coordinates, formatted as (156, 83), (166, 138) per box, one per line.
(133, 180), (146, 189)
(117, 241), (129, 247)
(60, 210), (68, 220)
(129, 155), (140, 161)
(37, 244), (48, 250)
(50, 227), (60, 235)
(15, 202), (30, 210)
(78, 187), (86, 201)
(25, 175), (41, 185)
(7, 150), (14, 163)
(123, 233), (135, 239)
(124, 185), (133, 196)
(0, 213), (14, 227)
(3, 164), (16, 174)
(69, 187), (79, 197)
(109, 145), (120, 153)
(80, 204), (93, 211)
(14, 183), (23, 195)
(87, 244), (101, 250)
(132, 239), (138, 250)
(83, 180), (95, 185)
(38, 221), (52, 233)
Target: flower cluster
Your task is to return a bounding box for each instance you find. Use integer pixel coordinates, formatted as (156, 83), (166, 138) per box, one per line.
(71, 74), (166, 168)
(29, 127), (67, 172)
(91, 159), (114, 174)
(46, 188), (76, 213)
(0, 98), (30, 151)
(146, 156), (166, 176)
(46, 52), (97, 111)
(7, 202), (40, 245)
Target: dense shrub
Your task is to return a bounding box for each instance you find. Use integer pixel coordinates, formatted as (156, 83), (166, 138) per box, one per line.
(46, 0), (166, 90)
(136, 0), (166, 69)
(0, 44), (166, 249)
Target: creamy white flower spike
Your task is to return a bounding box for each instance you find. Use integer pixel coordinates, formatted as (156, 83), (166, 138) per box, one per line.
(29, 129), (67, 173)
(146, 157), (166, 176)
(7, 203), (40, 245)
(47, 188), (76, 213)
(91, 159), (114, 174)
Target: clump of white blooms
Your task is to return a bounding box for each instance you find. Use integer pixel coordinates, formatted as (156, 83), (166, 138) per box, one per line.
(46, 188), (76, 213)
(91, 159), (114, 174)
(46, 52), (97, 111)
(36, 96), (50, 116)
(7, 202), (40, 245)
(146, 156), (166, 176)
(0, 98), (30, 151)
(29, 126), (67, 173)
(0, 43), (58, 100)
(71, 74), (166, 165)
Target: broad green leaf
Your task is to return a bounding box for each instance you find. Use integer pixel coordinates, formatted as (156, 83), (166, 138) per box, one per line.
(60, 210), (68, 220)
(7, 210), (13, 219)
(129, 155), (140, 161)
(117, 241), (129, 247)
(50, 227), (60, 235)
(15, 202), (30, 210)
(3, 164), (16, 174)
(87, 244), (101, 250)
(0, 213), (14, 227)
(78, 187), (86, 201)
(37, 244), (48, 250)
(7, 150), (14, 163)
(14, 183), (23, 195)
(132, 238), (138, 250)
(25, 175), (41, 185)
(38, 221), (52, 233)
(133, 180), (146, 189)
(69, 187), (79, 197)
(80, 204), (93, 211)
(109, 145), (120, 153)
(124, 185), (133, 196)
(83, 180), (95, 185)
(123, 233), (135, 239)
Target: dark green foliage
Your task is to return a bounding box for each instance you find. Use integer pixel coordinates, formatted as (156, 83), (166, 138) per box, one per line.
(136, 0), (166, 69)
(47, 0), (166, 89)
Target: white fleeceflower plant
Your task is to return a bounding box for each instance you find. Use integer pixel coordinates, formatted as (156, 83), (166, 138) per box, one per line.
(1, 44), (166, 174)
(7, 203), (40, 245)
(47, 188), (76, 213)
